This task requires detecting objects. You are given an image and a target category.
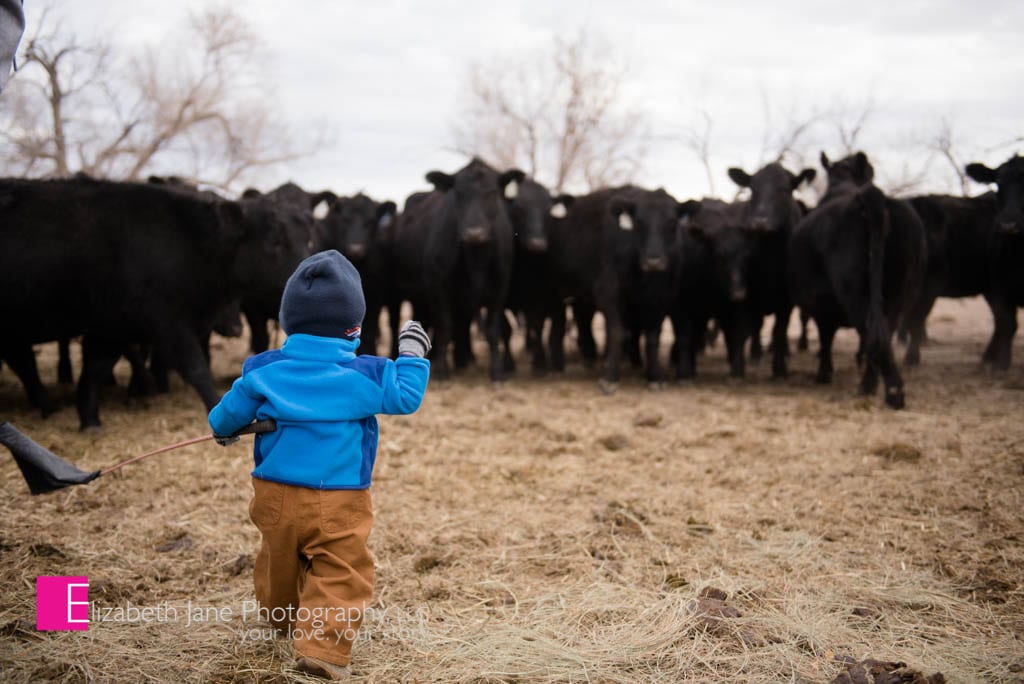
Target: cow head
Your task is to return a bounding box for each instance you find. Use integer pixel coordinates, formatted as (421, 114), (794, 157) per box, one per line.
(504, 176), (560, 253)
(319, 193), (397, 263)
(609, 188), (684, 274)
(820, 151), (874, 196)
(682, 200), (750, 302)
(728, 163), (815, 232)
(966, 155), (1024, 235)
(425, 158), (517, 246)
(227, 192), (315, 305)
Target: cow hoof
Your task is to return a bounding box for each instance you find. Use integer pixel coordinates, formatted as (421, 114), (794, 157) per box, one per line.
(597, 379), (619, 395)
(647, 381), (666, 392)
(885, 387), (905, 409)
(79, 424), (103, 434)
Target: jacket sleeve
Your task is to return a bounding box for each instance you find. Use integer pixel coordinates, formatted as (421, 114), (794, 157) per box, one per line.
(380, 357), (430, 415)
(208, 374), (263, 436)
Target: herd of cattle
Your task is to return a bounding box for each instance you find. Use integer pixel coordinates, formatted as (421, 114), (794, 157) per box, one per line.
(1, 151), (1022, 430)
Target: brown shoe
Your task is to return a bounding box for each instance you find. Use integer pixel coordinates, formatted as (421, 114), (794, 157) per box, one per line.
(293, 656), (351, 680)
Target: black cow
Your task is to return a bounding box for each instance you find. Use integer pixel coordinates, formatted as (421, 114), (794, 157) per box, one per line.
(0, 176), (310, 428)
(727, 162), (817, 377)
(965, 155), (1024, 369)
(902, 192), (998, 365)
(391, 158), (521, 381)
(670, 198), (748, 379)
(240, 182), (334, 353)
(315, 193), (398, 357)
(788, 152), (927, 408)
(502, 175), (574, 373)
(549, 186), (692, 389)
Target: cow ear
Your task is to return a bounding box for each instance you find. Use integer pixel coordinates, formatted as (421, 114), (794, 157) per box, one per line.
(550, 193), (575, 218)
(377, 201), (397, 228)
(728, 168), (752, 188)
(819, 151), (831, 171)
(425, 171), (455, 191)
(311, 192), (335, 221)
(792, 168), (816, 189)
(310, 190), (336, 210)
(241, 188), (262, 199)
(499, 169), (526, 199)
(677, 199), (702, 218)
(609, 197), (636, 230)
(853, 152), (873, 181)
(965, 162), (998, 185)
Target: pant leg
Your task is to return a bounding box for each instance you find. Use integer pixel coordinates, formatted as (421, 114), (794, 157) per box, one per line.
(291, 488), (375, 666)
(249, 478), (303, 632)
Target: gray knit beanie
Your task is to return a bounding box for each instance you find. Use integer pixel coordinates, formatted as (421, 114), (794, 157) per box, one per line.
(279, 250), (365, 339)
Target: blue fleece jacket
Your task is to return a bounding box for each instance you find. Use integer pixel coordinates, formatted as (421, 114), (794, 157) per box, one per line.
(208, 334), (429, 490)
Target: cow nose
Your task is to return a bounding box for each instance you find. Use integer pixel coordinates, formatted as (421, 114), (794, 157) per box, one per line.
(345, 243), (367, 259)
(999, 220), (1020, 234)
(750, 217), (770, 230)
(730, 286), (747, 302)
(463, 226), (490, 244)
(526, 236), (548, 252)
(642, 256), (669, 272)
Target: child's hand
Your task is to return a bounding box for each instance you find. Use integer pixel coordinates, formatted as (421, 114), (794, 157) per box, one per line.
(399, 320), (431, 358)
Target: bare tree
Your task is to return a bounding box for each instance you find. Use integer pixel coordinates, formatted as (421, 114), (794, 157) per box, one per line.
(452, 33), (648, 193)
(679, 109), (715, 196)
(0, 6), (306, 191)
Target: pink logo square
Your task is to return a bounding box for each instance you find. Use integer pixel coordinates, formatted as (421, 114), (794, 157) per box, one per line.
(36, 576), (89, 631)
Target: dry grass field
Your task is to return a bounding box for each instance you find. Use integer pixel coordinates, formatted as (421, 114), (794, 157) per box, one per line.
(1, 297), (1022, 683)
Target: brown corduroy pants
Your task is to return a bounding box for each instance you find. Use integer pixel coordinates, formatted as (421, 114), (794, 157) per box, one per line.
(248, 478), (375, 666)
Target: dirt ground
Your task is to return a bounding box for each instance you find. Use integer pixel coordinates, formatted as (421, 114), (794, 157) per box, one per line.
(0, 297), (1022, 683)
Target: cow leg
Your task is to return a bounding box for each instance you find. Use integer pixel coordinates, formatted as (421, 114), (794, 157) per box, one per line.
(749, 316), (764, 364)
(989, 296), (1018, 371)
(625, 326), (643, 369)
(600, 306), (623, 391)
(163, 326), (220, 410)
(673, 314), (700, 381)
(77, 337), (121, 430)
(573, 301), (598, 369)
(721, 313), (747, 379)
(361, 306), (379, 357)
(548, 305), (567, 372)
(771, 307), (792, 378)
(149, 346), (171, 394)
(2, 343), (57, 417)
(644, 320), (665, 386)
(58, 338), (74, 384)
(815, 319), (838, 384)
(525, 306), (548, 375)
(126, 344), (157, 399)
(387, 300), (403, 359)
(430, 303), (452, 381)
(452, 310), (473, 370)
(501, 310), (516, 374)
(857, 327), (881, 396)
(246, 311), (270, 354)
(903, 291), (936, 367)
(865, 333), (905, 410)
(797, 309), (811, 352)
(483, 306), (506, 383)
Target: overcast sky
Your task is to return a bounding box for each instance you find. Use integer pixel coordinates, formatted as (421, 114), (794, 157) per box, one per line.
(20, 0), (1024, 203)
